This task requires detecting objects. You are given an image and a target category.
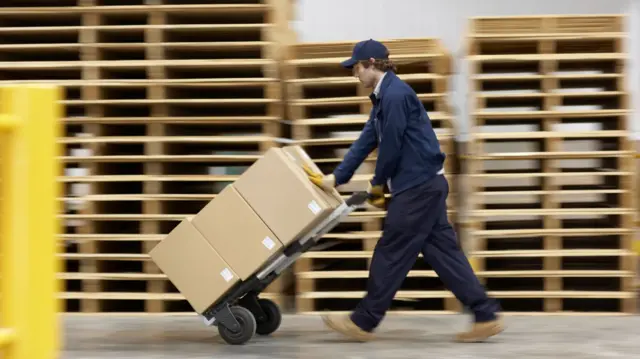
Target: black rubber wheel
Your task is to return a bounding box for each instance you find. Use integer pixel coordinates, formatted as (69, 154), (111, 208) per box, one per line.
(218, 306), (256, 345)
(255, 298), (282, 336)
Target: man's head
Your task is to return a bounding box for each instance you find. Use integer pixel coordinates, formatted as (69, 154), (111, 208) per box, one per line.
(341, 39), (397, 88)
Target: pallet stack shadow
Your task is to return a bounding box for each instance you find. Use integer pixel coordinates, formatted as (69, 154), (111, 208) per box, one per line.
(283, 38), (461, 314)
(466, 15), (637, 314)
(0, 0), (290, 314)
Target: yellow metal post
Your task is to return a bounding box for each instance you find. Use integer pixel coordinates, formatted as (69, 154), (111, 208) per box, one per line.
(0, 114), (18, 130)
(0, 328), (16, 347)
(0, 84), (63, 359)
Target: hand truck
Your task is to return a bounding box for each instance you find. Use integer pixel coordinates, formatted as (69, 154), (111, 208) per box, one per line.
(198, 191), (371, 345)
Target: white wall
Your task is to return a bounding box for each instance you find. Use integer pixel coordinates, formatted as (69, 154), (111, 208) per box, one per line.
(291, 0), (638, 140)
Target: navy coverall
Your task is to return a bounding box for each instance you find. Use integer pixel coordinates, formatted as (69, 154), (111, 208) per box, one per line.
(332, 71), (500, 332)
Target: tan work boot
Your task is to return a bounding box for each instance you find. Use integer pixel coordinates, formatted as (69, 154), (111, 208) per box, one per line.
(455, 317), (504, 343)
(322, 314), (374, 342)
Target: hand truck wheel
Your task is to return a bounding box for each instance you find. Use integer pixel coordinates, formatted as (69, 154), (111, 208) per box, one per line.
(255, 298), (282, 336)
(218, 306), (256, 345)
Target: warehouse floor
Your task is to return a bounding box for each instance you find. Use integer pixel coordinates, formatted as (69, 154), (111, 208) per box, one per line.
(62, 314), (640, 358)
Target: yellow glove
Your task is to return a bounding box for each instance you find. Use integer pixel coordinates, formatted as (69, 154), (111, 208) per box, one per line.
(366, 182), (385, 209)
(302, 164), (335, 191)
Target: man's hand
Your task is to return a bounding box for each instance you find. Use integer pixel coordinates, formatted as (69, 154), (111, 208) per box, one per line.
(366, 182), (385, 209)
(303, 164), (336, 191)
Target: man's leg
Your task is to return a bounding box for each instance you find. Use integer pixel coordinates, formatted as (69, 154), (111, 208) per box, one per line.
(348, 225), (426, 332)
(421, 176), (504, 342)
(322, 179), (443, 341)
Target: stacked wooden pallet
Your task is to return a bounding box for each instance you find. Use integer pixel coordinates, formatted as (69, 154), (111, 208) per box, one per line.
(0, 0), (290, 314)
(635, 150), (640, 290)
(0, 0), (91, 312)
(283, 38), (460, 314)
(466, 15), (637, 314)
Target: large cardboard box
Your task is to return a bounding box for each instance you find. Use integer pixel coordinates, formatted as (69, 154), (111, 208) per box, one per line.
(149, 218), (239, 314)
(281, 145), (344, 206)
(233, 146), (344, 246)
(192, 184), (283, 280)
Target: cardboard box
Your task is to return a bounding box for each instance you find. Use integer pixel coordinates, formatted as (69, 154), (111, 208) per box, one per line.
(149, 218), (239, 314)
(233, 146), (344, 246)
(192, 184), (283, 280)
(281, 145), (344, 207)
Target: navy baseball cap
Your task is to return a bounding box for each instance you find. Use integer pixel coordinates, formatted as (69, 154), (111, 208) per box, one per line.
(341, 39), (389, 69)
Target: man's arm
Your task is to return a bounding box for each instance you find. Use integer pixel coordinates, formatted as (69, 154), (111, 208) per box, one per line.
(370, 93), (409, 187)
(332, 118), (378, 186)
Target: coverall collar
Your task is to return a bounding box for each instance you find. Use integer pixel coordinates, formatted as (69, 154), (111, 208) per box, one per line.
(369, 71), (394, 105)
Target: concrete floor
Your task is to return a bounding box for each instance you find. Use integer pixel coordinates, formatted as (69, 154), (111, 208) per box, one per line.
(63, 314), (640, 358)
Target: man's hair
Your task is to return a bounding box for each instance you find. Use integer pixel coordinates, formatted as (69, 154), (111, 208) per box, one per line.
(358, 58), (397, 73)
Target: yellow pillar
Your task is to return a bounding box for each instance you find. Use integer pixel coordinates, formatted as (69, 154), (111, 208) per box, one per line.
(0, 84), (63, 359)
(0, 328), (16, 348)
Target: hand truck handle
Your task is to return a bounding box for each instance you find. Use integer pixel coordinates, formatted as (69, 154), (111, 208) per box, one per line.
(345, 191), (371, 207)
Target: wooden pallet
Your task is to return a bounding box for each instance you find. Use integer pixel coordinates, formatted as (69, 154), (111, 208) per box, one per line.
(635, 149), (639, 290)
(283, 38), (461, 313)
(466, 14), (637, 314)
(0, 0), (291, 314)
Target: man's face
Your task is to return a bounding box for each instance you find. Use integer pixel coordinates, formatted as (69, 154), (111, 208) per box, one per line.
(353, 61), (376, 88)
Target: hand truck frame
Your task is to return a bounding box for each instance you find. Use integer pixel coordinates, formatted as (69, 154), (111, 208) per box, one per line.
(198, 191), (371, 345)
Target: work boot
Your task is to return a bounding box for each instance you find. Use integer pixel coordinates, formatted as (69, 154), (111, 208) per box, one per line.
(455, 317), (504, 343)
(322, 314), (374, 342)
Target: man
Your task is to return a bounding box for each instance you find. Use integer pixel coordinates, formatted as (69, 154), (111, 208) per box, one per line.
(303, 39), (504, 343)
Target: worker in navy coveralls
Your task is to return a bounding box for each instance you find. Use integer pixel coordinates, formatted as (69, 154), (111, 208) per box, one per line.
(303, 39), (504, 343)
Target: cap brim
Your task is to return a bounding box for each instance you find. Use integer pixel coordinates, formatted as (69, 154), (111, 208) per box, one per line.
(340, 57), (357, 69)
